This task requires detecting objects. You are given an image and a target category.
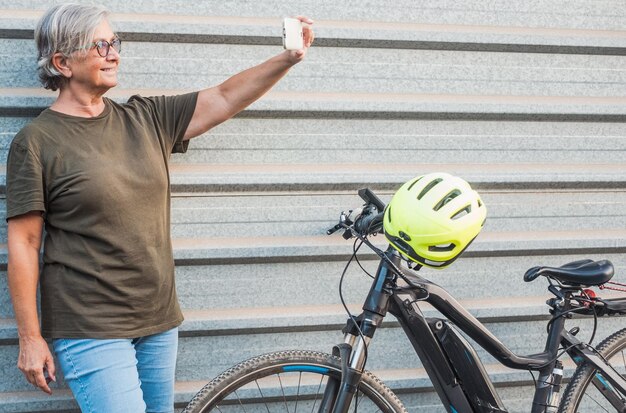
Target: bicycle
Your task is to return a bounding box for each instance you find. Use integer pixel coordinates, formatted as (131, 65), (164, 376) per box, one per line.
(183, 187), (626, 413)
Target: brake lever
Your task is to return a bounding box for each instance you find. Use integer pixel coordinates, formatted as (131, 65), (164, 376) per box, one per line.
(326, 211), (351, 236)
(326, 208), (363, 237)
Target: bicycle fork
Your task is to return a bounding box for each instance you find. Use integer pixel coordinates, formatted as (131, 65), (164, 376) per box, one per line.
(318, 317), (380, 413)
(318, 253), (396, 413)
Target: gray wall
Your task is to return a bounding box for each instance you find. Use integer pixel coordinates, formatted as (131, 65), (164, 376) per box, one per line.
(1, 1), (625, 412)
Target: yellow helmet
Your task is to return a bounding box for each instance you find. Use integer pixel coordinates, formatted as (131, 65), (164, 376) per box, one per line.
(383, 172), (486, 269)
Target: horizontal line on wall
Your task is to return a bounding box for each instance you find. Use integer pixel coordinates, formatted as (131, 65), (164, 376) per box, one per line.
(171, 245), (626, 267)
(3, 29), (626, 56)
(0, 313), (553, 344)
(4, 106), (626, 123)
(177, 314), (552, 338)
(236, 111), (626, 123)
(167, 181), (626, 194)
(1, 180), (626, 198)
(0, 244), (617, 271)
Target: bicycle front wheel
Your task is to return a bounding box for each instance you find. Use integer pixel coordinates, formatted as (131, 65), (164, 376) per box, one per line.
(559, 327), (626, 412)
(183, 350), (408, 413)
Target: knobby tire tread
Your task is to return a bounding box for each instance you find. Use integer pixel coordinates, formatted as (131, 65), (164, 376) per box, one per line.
(183, 349), (408, 413)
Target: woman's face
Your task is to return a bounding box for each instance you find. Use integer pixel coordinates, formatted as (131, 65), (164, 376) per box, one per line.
(66, 19), (120, 95)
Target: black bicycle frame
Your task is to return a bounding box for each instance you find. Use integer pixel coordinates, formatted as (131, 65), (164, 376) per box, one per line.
(325, 248), (626, 413)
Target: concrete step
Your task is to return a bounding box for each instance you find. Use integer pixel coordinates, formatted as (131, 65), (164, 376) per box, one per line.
(162, 229), (626, 267)
(2, 162), (626, 191)
(2, 2), (626, 51)
(173, 316), (625, 380)
(1, 224), (624, 318)
(2, 251), (625, 319)
(166, 163), (626, 192)
(174, 127), (626, 165)
(107, 47), (626, 97)
(170, 253), (626, 314)
(3, 117), (626, 165)
(3, 305), (625, 381)
(0, 226), (598, 272)
(4, 88), (626, 122)
(1, 189), (625, 241)
(169, 190), (626, 237)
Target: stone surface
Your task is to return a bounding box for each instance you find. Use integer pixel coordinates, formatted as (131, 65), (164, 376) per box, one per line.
(1, 1), (625, 412)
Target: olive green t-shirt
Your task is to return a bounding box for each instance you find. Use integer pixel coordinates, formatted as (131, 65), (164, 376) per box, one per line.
(6, 92), (198, 338)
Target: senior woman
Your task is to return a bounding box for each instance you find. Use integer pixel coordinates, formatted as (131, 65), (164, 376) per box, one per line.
(7, 3), (313, 412)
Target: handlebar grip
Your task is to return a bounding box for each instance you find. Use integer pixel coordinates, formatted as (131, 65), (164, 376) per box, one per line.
(354, 211), (384, 235)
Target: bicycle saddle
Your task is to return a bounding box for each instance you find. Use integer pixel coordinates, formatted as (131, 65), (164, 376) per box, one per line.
(523, 259), (614, 286)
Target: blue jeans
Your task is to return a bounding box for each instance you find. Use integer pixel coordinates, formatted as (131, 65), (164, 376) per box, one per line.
(52, 328), (178, 413)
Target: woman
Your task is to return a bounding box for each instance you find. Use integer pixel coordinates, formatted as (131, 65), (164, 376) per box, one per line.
(6, 3), (314, 412)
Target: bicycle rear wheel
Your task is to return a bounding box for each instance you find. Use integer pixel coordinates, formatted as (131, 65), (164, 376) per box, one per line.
(558, 327), (626, 412)
(183, 350), (408, 413)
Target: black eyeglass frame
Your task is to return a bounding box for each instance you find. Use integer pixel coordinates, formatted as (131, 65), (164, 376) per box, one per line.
(87, 37), (122, 57)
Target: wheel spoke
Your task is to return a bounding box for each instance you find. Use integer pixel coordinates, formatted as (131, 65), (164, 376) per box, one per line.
(233, 390), (247, 413)
(294, 372), (302, 413)
(583, 389), (610, 412)
(277, 373), (290, 413)
(254, 380), (271, 413)
(310, 372), (325, 413)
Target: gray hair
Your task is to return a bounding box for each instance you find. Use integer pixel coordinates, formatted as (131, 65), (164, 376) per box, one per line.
(35, 3), (111, 91)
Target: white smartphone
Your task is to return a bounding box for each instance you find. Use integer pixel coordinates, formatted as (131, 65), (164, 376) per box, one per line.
(282, 17), (304, 50)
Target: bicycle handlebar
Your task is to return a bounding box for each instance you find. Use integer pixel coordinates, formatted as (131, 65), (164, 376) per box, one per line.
(326, 188), (386, 239)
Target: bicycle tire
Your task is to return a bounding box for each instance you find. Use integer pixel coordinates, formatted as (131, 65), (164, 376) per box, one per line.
(558, 327), (626, 412)
(182, 349), (408, 413)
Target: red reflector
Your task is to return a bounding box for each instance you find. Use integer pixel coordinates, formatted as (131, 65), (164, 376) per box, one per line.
(580, 289), (598, 308)
(583, 289), (597, 299)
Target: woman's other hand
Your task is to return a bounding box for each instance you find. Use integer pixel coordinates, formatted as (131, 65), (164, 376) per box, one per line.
(18, 335), (56, 394)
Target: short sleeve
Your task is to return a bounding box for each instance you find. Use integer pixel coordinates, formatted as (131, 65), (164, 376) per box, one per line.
(6, 141), (46, 220)
(127, 92), (198, 154)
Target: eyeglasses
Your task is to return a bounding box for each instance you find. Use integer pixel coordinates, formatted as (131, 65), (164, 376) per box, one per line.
(88, 37), (122, 57)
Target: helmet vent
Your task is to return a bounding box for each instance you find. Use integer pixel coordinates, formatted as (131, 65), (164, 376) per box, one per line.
(434, 189), (461, 211)
(451, 206), (472, 220)
(429, 243), (456, 252)
(406, 177), (423, 191)
(417, 178), (443, 200)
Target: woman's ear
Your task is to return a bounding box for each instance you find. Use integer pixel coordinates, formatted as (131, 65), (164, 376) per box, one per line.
(51, 52), (72, 79)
